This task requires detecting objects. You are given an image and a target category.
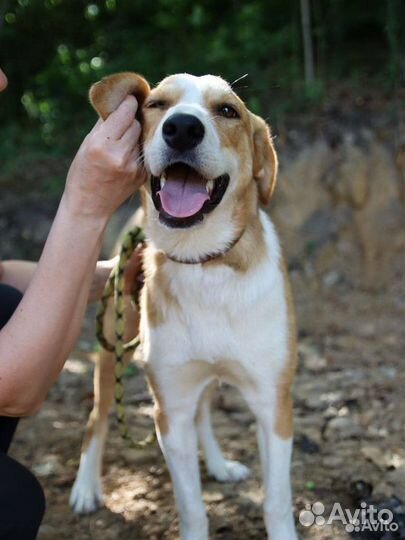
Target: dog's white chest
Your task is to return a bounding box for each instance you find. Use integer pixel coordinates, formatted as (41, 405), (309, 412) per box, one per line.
(141, 213), (289, 382)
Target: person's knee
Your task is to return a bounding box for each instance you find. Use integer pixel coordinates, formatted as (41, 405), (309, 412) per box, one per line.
(23, 465), (46, 529)
(12, 458), (45, 528)
(0, 454), (45, 538)
(0, 284), (23, 328)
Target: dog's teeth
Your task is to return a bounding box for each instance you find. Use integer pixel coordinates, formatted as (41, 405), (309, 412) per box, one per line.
(161, 177), (166, 188)
(206, 179), (214, 195)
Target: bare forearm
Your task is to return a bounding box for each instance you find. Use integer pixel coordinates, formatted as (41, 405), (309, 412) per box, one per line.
(0, 197), (107, 414)
(0, 260), (37, 292)
(0, 95), (143, 416)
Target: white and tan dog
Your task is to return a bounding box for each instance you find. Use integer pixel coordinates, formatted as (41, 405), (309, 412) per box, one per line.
(70, 72), (298, 540)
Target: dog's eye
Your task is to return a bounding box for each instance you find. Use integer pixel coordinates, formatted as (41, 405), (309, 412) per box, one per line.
(217, 104), (239, 119)
(146, 100), (168, 110)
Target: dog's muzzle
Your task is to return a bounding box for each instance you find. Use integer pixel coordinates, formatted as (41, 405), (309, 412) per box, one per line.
(151, 162), (230, 229)
(162, 113), (205, 152)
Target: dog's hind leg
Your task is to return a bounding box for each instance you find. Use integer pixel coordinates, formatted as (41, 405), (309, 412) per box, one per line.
(70, 348), (115, 514)
(196, 382), (250, 482)
(70, 297), (138, 514)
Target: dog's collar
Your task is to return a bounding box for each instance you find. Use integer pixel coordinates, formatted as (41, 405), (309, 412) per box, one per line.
(165, 230), (245, 265)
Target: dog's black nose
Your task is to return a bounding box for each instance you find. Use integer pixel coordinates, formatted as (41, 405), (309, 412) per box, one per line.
(162, 113), (205, 152)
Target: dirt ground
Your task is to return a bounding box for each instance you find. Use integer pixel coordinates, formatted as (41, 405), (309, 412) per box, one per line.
(9, 241), (404, 540)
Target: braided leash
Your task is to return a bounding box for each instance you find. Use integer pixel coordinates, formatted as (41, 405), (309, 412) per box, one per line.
(96, 226), (156, 448)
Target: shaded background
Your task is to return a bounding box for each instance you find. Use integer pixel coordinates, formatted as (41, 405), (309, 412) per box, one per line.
(1, 1), (404, 539)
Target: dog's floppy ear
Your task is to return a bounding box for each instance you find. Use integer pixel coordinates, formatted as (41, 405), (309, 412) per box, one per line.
(89, 72), (151, 120)
(251, 114), (278, 205)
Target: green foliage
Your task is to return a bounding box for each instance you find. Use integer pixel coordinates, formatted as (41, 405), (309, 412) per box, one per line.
(0, 0), (402, 182)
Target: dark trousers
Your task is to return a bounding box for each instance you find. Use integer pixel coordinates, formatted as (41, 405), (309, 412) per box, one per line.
(0, 284), (45, 540)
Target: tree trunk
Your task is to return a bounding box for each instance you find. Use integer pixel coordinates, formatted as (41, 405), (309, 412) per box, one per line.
(300, 0), (315, 85)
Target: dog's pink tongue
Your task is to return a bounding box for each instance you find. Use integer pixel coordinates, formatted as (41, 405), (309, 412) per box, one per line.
(158, 164), (209, 218)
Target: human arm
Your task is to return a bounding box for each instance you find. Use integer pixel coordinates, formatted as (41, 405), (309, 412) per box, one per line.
(0, 250), (142, 304)
(0, 96), (144, 416)
(88, 245), (144, 303)
(0, 261), (37, 293)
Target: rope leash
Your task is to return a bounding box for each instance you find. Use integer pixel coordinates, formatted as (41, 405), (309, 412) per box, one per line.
(96, 226), (156, 448)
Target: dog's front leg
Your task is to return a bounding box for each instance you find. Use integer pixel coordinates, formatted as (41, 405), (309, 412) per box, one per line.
(245, 390), (298, 540)
(158, 407), (208, 540)
(259, 423), (297, 540)
(146, 368), (209, 540)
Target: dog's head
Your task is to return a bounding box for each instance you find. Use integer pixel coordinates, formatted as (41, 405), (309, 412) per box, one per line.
(90, 72), (277, 262)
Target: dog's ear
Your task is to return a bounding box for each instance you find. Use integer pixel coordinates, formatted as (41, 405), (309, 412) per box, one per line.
(89, 72), (151, 120)
(251, 114), (278, 205)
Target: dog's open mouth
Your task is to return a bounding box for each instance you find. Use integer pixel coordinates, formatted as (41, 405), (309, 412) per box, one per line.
(151, 163), (229, 228)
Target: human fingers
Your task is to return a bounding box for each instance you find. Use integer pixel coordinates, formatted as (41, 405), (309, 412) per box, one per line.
(123, 244), (144, 295)
(119, 119), (141, 150)
(0, 69), (8, 92)
(101, 95), (138, 140)
(125, 143), (147, 190)
(88, 118), (103, 136)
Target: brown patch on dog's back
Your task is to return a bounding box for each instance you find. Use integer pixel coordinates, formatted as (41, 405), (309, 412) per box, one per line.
(274, 259), (297, 439)
(141, 247), (179, 328)
(143, 288), (165, 327)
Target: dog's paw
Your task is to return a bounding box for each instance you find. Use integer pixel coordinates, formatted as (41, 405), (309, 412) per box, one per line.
(208, 460), (251, 483)
(69, 476), (104, 515)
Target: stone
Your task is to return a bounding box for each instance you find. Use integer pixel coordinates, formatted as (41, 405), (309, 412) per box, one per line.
(324, 416), (362, 440)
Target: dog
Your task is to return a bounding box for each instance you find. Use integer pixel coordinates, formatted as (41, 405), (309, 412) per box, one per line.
(70, 72), (298, 540)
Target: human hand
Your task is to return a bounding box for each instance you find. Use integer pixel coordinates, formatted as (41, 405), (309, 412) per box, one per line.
(88, 245), (144, 303)
(122, 244), (144, 295)
(62, 96), (145, 223)
(0, 69), (8, 92)
(88, 256), (118, 303)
